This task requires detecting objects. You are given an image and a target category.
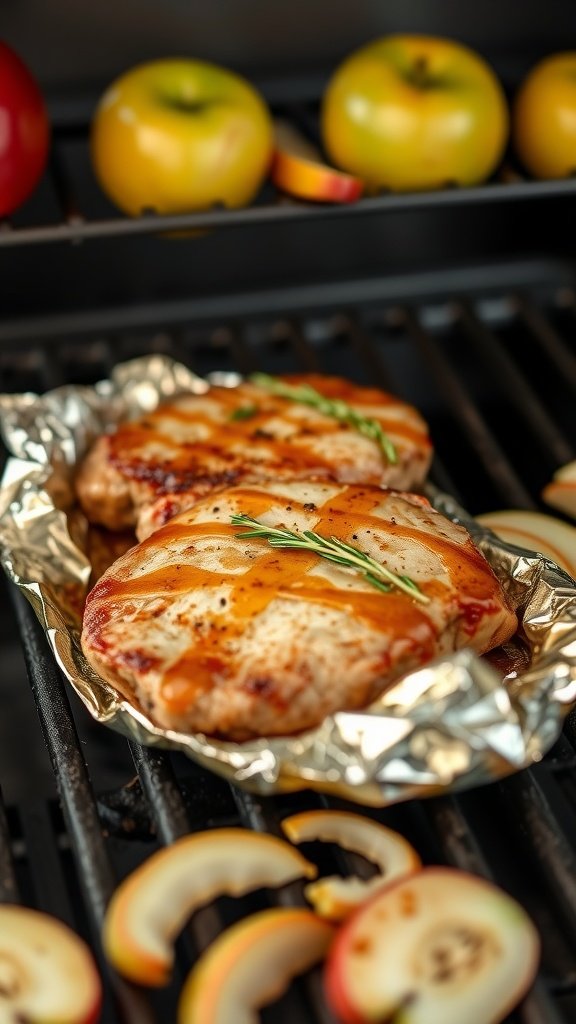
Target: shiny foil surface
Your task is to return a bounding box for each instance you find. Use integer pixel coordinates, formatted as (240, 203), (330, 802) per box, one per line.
(0, 355), (575, 806)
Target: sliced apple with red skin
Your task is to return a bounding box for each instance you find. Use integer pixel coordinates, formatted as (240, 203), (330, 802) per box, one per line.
(282, 810), (421, 921)
(542, 461), (576, 522)
(178, 907), (333, 1023)
(0, 905), (101, 1024)
(325, 867), (539, 1024)
(477, 509), (576, 578)
(103, 828), (316, 986)
(271, 119), (364, 203)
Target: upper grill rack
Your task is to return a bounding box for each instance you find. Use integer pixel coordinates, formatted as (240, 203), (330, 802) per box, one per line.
(4, 94), (576, 248)
(1, 286), (576, 1021)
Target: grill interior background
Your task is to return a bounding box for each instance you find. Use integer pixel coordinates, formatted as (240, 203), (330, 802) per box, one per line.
(2, 290), (576, 1023)
(3, 5), (576, 1018)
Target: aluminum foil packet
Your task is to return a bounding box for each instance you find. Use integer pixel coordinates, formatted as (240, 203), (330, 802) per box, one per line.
(0, 354), (575, 807)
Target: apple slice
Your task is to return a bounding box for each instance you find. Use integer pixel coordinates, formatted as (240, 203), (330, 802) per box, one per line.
(325, 867), (539, 1024)
(0, 904), (101, 1024)
(103, 828), (317, 986)
(282, 810), (421, 921)
(178, 907), (333, 1024)
(542, 461), (576, 521)
(477, 509), (576, 578)
(271, 120), (363, 203)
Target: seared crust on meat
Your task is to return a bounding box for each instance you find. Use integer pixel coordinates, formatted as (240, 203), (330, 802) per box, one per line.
(75, 374), (432, 536)
(81, 481), (516, 740)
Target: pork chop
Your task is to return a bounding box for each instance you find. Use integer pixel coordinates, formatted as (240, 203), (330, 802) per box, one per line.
(76, 374), (432, 537)
(81, 480), (517, 740)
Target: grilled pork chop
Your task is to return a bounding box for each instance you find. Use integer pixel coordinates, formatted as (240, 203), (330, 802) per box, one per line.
(76, 374), (432, 538)
(82, 481), (517, 740)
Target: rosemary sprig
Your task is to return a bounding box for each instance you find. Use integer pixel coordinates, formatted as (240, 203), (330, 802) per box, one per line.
(231, 513), (429, 604)
(250, 372), (398, 465)
(230, 404), (259, 421)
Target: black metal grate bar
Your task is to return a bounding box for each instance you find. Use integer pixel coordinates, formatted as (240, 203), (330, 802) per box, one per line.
(11, 593), (156, 1024)
(3, 175), (576, 250)
(337, 311), (465, 501)
(285, 320), (323, 372)
(48, 144), (84, 228)
(128, 744), (192, 844)
(11, 594), (116, 926)
(344, 312), (396, 392)
(231, 788), (340, 1024)
(129, 742), (226, 952)
(227, 326), (258, 374)
(402, 307), (536, 508)
(516, 297), (576, 396)
(457, 302), (575, 467)
(0, 792), (19, 904)
(424, 796), (493, 876)
(19, 800), (77, 925)
(499, 769), (576, 942)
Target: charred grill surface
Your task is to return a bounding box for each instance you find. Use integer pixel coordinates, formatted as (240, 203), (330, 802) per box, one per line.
(1, 286), (576, 1022)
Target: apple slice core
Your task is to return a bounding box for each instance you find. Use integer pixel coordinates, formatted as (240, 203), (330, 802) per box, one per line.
(178, 907), (333, 1024)
(0, 905), (101, 1024)
(103, 828), (317, 986)
(282, 810), (421, 920)
(325, 867), (539, 1024)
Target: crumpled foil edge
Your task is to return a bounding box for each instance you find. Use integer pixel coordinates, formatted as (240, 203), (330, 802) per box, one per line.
(1, 354), (575, 807)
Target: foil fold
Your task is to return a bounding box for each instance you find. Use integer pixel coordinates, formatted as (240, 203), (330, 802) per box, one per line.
(0, 354), (575, 807)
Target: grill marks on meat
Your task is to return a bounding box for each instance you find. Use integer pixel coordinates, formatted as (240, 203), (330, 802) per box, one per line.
(75, 374), (432, 537)
(81, 481), (517, 740)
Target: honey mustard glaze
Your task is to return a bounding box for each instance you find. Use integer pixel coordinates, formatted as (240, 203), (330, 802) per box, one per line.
(84, 484), (504, 716)
(107, 376), (430, 492)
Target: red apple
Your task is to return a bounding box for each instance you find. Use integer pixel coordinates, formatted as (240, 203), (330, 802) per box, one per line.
(325, 868), (539, 1024)
(0, 42), (49, 217)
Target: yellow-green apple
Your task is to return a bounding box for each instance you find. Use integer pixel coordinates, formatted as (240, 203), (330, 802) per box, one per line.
(102, 828), (316, 985)
(542, 460), (576, 520)
(0, 904), (101, 1023)
(271, 120), (363, 202)
(282, 809), (420, 921)
(178, 908), (333, 1024)
(92, 59), (273, 216)
(324, 868), (539, 1024)
(322, 35), (509, 192)
(477, 508), (576, 578)
(514, 55), (576, 178)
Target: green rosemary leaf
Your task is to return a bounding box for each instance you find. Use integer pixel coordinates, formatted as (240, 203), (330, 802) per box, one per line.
(364, 572), (393, 593)
(249, 372), (398, 465)
(230, 512), (429, 604)
(230, 404), (259, 421)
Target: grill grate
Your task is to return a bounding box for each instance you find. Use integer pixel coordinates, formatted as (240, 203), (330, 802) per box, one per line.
(1, 286), (576, 1021)
(3, 94), (576, 250)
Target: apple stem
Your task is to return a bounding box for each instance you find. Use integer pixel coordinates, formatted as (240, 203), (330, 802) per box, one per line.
(411, 56), (430, 90)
